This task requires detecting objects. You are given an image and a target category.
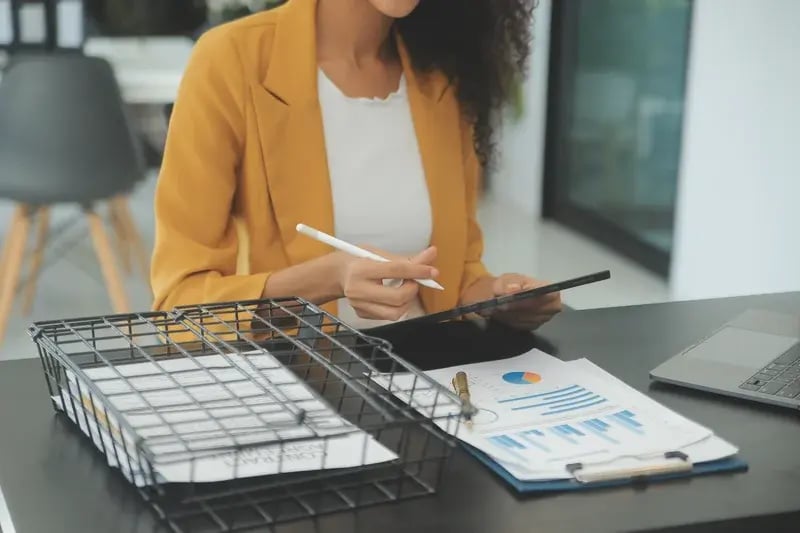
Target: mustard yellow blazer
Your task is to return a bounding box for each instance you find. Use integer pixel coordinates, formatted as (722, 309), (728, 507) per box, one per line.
(151, 0), (489, 318)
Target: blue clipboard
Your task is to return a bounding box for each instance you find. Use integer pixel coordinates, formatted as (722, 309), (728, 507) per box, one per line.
(462, 444), (749, 493)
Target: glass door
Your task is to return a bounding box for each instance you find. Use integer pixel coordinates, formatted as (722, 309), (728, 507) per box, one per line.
(543, 0), (692, 276)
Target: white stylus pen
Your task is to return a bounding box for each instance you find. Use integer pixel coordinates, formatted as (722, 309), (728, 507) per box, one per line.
(296, 223), (445, 291)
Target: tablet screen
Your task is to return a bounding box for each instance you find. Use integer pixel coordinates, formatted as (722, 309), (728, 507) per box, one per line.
(364, 270), (611, 335)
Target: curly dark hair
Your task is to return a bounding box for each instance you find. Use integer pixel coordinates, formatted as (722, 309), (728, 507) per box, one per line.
(396, 0), (536, 170)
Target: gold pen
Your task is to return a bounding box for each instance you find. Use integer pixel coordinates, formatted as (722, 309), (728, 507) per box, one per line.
(451, 371), (476, 428)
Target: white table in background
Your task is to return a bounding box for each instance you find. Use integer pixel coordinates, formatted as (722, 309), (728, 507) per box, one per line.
(0, 37), (194, 105)
(83, 36), (194, 105)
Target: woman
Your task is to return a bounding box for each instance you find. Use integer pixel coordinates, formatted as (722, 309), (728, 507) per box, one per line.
(151, 0), (561, 330)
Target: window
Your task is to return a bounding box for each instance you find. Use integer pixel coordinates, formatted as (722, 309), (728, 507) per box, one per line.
(543, 0), (693, 276)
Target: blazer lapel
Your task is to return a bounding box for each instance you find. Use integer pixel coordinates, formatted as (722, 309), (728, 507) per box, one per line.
(398, 38), (468, 311)
(248, 3), (467, 313)
(250, 0), (334, 266)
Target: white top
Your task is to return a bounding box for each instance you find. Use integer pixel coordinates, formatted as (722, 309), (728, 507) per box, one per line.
(317, 70), (432, 330)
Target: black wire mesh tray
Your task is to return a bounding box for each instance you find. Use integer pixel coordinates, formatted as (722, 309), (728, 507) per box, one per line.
(29, 297), (465, 532)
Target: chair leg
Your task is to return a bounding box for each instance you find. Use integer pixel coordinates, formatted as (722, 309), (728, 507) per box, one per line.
(22, 207), (51, 314)
(86, 210), (130, 314)
(109, 201), (131, 274)
(0, 205), (32, 345)
(112, 197), (150, 289)
(0, 229), (9, 284)
(0, 206), (21, 283)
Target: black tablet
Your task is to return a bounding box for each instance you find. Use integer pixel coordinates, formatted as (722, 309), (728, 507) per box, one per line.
(364, 270), (611, 335)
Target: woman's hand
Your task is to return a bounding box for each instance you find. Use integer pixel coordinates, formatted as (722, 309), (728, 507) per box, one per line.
(490, 274), (562, 329)
(337, 246), (438, 321)
(464, 273), (562, 330)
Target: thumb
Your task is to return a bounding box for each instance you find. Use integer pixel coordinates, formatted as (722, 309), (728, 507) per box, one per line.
(494, 274), (526, 296)
(410, 246), (438, 266)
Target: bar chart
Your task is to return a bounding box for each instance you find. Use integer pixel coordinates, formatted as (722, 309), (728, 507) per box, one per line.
(497, 384), (608, 417)
(404, 351), (724, 482)
(487, 409), (650, 462)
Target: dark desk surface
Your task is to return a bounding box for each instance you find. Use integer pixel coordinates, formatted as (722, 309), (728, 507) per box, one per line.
(2, 293), (800, 533)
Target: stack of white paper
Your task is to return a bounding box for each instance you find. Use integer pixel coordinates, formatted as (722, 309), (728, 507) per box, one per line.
(375, 349), (737, 481)
(54, 352), (397, 486)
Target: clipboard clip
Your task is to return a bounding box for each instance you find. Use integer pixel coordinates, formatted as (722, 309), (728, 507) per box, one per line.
(566, 451), (693, 484)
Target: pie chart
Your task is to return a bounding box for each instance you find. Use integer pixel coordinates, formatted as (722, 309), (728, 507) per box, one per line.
(502, 371), (542, 385)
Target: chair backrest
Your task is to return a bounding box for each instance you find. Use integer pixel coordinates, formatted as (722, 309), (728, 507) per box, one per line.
(0, 54), (146, 204)
(164, 103), (174, 124)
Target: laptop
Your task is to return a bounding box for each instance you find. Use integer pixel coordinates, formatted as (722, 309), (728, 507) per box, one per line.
(650, 309), (800, 409)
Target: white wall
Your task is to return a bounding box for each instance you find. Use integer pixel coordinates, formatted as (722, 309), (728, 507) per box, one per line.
(670, 0), (800, 300)
(490, 0), (551, 217)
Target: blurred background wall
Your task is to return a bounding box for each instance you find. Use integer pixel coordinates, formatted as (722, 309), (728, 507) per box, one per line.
(670, 0), (800, 301)
(493, 0), (799, 301)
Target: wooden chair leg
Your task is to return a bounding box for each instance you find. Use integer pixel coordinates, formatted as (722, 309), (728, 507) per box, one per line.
(0, 205), (32, 344)
(22, 207), (51, 314)
(0, 206), (21, 283)
(108, 201), (131, 274)
(112, 197), (150, 289)
(86, 210), (130, 314)
(0, 227), (10, 284)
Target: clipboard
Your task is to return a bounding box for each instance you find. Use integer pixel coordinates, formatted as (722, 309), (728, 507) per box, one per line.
(463, 444), (748, 493)
(364, 270), (611, 337)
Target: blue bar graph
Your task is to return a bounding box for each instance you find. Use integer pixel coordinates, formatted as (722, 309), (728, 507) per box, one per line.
(550, 425), (577, 444)
(583, 419), (601, 430)
(594, 418), (610, 429)
(580, 419), (620, 444)
(488, 435), (529, 462)
(542, 397), (607, 415)
(509, 390), (595, 410)
(559, 424), (584, 436)
(609, 410), (644, 434)
(497, 384), (582, 403)
(584, 418), (612, 431)
(620, 410), (642, 426)
(485, 409), (650, 464)
(518, 431), (551, 452)
(499, 435), (525, 449)
(503, 383), (610, 416)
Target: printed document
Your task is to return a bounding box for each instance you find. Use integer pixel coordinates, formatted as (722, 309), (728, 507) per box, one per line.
(375, 349), (737, 481)
(53, 352), (397, 486)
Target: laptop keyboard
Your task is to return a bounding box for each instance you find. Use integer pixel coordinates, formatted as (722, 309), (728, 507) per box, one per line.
(739, 345), (800, 398)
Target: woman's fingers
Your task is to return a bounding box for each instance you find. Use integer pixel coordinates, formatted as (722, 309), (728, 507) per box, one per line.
(339, 247), (440, 323)
(483, 273), (564, 329)
(345, 274), (419, 306)
(339, 246), (440, 322)
(409, 246), (438, 266)
(493, 274), (526, 295)
(349, 299), (411, 321)
(353, 246), (439, 289)
(508, 292), (562, 312)
(368, 260), (438, 282)
(497, 275), (562, 312)
(360, 245), (438, 267)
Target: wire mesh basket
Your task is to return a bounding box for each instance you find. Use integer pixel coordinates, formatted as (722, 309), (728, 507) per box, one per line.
(29, 297), (465, 532)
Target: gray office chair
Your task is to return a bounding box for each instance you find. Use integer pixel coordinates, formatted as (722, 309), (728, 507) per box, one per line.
(0, 54), (150, 344)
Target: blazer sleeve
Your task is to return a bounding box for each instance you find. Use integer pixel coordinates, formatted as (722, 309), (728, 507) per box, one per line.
(459, 121), (491, 296)
(150, 29), (270, 311)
